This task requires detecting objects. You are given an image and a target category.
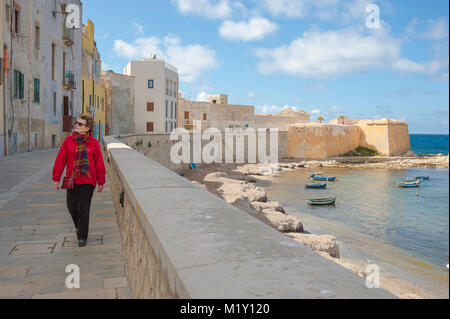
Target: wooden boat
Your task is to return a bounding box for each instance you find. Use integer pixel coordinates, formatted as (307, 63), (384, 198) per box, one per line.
(305, 183), (327, 189)
(414, 176), (430, 180)
(307, 196), (336, 205)
(312, 176), (336, 181)
(398, 180), (420, 187)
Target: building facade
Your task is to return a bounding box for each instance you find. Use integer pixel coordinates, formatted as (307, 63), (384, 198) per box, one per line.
(101, 70), (135, 136)
(2, 0), (82, 155)
(124, 57), (178, 134)
(179, 93), (310, 132)
(1, 0), (4, 156)
(81, 19), (105, 143)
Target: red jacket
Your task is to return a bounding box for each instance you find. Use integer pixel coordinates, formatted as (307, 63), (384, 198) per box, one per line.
(52, 132), (106, 187)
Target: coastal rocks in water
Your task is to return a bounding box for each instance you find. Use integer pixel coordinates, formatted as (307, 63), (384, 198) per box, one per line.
(260, 210), (303, 233)
(250, 201), (285, 214)
(286, 233), (340, 259)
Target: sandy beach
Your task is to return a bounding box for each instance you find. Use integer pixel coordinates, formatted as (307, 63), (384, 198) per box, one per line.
(183, 155), (449, 299)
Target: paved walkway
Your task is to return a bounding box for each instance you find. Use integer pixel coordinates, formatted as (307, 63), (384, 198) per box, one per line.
(0, 149), (131, 299)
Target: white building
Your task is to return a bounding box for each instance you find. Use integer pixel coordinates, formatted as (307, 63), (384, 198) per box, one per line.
(2, 0), (82, 154)
(124, 56), (178, 134)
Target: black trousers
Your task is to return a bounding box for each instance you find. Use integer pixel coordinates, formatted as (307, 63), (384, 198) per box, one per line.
(66, 184), (95, 241)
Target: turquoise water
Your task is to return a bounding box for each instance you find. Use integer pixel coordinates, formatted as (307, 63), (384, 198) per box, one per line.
(258, 168), (449, 295)
(410, 134), (449, 155)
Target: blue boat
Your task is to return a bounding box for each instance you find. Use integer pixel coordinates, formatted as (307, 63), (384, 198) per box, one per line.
(305, 183), (327, 189)
(398, 180), (420, 188)
(414, 176), (430, 180)
(312, 176), (336, 181)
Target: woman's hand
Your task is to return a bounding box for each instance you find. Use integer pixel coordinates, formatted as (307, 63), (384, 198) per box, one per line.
(54, 182), (60, 190)
(98, 185), (103, 193)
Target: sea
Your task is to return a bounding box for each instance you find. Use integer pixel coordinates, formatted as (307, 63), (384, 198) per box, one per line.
(258, 134), (450, 298)
(410, 134), (449, 155)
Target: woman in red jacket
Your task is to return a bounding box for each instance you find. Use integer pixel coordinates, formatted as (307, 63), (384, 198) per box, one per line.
(52, 115), (106, 247)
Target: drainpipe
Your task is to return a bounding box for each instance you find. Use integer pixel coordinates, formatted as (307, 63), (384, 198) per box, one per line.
(3, 45), (7, 156)
(26, 0), (32, 152)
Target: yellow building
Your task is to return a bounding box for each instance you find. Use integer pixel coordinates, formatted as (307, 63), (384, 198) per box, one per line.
(81, 20), (106, 143)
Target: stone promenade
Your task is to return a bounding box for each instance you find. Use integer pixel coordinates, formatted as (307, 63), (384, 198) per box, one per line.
(0, 149), (131, 299)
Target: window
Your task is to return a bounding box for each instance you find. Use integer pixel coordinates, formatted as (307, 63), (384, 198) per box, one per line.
(203, 113), (207, 121)
(14, 70), (24, 99)
(148, 80), (154, 89)
(169, 81), (172, 97)
(6, 4), (10, 25)
(101, 98), (104, 111)
(62, 52), (66, 83)
(166, 100), (168, 118)
(34, 78), (40, 103)
(51, 43), (55, 80)
(89, 94), (92, 106)
(35, 24), (40, 49)
(52, 135), (56, 148)
(166, 80), (169, 95)
(82, 80), (85, 113)
(147, 122), (154, 132)
(165, 122), (168, 133)
(97, 96), (99, 109)
(171, 102), (173, 118)
(94, 60), (98, 75)
(14, 8), (20, 33)
(53, 92), (57, 115)
(147, 102), (154, 112)
(52, 0), (57, 18)
(184, 112), (189, 120)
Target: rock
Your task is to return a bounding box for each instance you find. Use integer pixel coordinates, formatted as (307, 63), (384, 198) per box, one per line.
(259, 210), (303, 233)
(286, 233), (340, 258)
(218, 182), (267, 203)
(223, 195), (259, 217)
(250, 201), (285, 214)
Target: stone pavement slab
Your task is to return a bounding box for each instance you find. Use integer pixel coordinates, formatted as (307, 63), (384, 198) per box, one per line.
(0, 149), (131, 299)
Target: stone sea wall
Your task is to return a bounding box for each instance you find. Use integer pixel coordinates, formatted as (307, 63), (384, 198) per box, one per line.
(103, 136), (394, 299)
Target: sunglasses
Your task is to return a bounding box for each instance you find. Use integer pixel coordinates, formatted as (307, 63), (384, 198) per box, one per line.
(75, 121), (87, 127)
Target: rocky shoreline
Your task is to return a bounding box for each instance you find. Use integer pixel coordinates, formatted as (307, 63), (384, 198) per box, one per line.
(183, 156), (449, 298)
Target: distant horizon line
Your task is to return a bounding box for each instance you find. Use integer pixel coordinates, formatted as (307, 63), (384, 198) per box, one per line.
(410, 133), (449, 135)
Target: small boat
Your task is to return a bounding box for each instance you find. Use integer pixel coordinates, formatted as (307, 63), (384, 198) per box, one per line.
(312, 176), (336, 181)
(307, 171), (323, 176)
(398, 180), (420, 187)
(305, 183), (327, 189)
(307, 196), (336, 205)
(414, 176), (430, 180)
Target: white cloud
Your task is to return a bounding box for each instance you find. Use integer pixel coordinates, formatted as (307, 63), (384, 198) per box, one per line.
(311, 109), (321, 114)
(114, 35), (218, 83)
(421, 18), (449, 41)
(330, 106), (340, 113)
(196, 92), (209, 101)
(257, 104), (297, 114)
(132, 22), (144, 36)
(219, 17), (278, 41)
(171, 0), (233, 19)
(255, 28), (446, 78)
(247, 91), (255, 98)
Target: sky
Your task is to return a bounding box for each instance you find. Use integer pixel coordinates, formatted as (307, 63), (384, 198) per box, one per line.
(83, 0), (449, 134)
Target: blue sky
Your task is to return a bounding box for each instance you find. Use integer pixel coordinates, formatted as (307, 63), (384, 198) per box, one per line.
(83, 0), (449, 134)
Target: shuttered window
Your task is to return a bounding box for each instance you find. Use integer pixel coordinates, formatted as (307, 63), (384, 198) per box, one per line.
(147, 102), (154, 112)
(34, 78), (40, 103)
(14, 70), (24, 99)
(147, 122), (154, 132)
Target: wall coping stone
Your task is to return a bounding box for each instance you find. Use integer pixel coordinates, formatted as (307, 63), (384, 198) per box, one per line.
(104, 135), (396, 299)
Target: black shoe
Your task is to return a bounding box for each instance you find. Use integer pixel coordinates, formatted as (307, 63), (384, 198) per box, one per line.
(78, 240), (87, 247)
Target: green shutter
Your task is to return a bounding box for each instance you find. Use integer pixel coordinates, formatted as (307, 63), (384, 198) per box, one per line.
(19, 72), (24, 99)
(34, 78), (40, 103)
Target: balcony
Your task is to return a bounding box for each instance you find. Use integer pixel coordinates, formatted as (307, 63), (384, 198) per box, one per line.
(63, 25), (74, 46)
(63, 71), (76, 90)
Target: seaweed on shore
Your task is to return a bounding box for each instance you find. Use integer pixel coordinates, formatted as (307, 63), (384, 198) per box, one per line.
(341, 146), (381, 157)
